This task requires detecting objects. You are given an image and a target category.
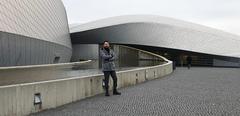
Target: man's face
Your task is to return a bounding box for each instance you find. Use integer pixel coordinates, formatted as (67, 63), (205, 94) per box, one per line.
(103, 42), (110, 48)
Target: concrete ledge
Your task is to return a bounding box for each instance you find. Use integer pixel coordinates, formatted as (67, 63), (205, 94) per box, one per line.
(0, 62), (172, 116)
(0, 46), (173, 116)
(0, 60), (92, 70)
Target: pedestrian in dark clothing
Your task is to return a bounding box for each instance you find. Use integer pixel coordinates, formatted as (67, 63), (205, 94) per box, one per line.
(186, 56), (192, 69)
(100, 41), (121, 96)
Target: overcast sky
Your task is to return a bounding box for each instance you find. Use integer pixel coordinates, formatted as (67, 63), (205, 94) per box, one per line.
(62, 0), (240, 35)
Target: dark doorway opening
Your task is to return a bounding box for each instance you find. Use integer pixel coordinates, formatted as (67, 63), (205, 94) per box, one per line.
(54, 56), (60, 63)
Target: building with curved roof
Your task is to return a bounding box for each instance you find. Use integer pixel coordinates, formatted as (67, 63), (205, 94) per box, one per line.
(0, 0), (72, 66)
(70, 15), (240, 67)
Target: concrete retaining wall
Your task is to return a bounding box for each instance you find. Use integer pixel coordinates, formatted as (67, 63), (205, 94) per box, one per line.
(0, 62), (172, 116)
(0, 45), (173, 116)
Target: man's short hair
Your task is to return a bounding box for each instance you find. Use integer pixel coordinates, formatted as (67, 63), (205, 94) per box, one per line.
(103, 40), (109, 44)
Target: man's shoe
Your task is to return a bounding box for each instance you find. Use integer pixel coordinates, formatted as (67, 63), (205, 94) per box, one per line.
(105, 92), (110, 96)
(113, 91), (121, 95)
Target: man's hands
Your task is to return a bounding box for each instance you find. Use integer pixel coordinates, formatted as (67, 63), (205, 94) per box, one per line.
(105, 53), (114, 62)
(110, 54), (113, 58)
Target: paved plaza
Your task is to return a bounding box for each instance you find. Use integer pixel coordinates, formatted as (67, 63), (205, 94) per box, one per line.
(31, 67), (240, 116)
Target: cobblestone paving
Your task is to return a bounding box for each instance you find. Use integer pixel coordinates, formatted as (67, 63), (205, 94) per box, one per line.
(31, 67), (240, 116)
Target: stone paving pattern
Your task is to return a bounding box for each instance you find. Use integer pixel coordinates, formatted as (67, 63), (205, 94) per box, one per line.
(31, 67), (240, 116)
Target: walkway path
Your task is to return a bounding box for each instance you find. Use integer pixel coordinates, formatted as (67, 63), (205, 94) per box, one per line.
(31, 67), (240, 116)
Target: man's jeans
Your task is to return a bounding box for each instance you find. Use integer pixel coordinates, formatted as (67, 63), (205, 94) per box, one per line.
(103, 71), (118, 91)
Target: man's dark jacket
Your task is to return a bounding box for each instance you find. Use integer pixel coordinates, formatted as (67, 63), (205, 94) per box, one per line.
(100, 48), (116, 71)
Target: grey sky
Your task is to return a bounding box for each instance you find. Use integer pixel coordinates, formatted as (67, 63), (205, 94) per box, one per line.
(62, 0), (240, 35)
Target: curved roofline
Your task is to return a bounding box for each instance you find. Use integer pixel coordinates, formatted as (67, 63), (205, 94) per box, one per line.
(70, 15), (240, 41)
(70, 15), (240, 58)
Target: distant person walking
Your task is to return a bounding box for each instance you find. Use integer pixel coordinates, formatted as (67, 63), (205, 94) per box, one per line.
(186, 55), (192, 69)
(100, 41), (121, 96)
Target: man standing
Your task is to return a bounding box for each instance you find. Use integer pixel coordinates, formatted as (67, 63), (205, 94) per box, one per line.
(186, 55), (192, 69)
(100, 41), (121, 96)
